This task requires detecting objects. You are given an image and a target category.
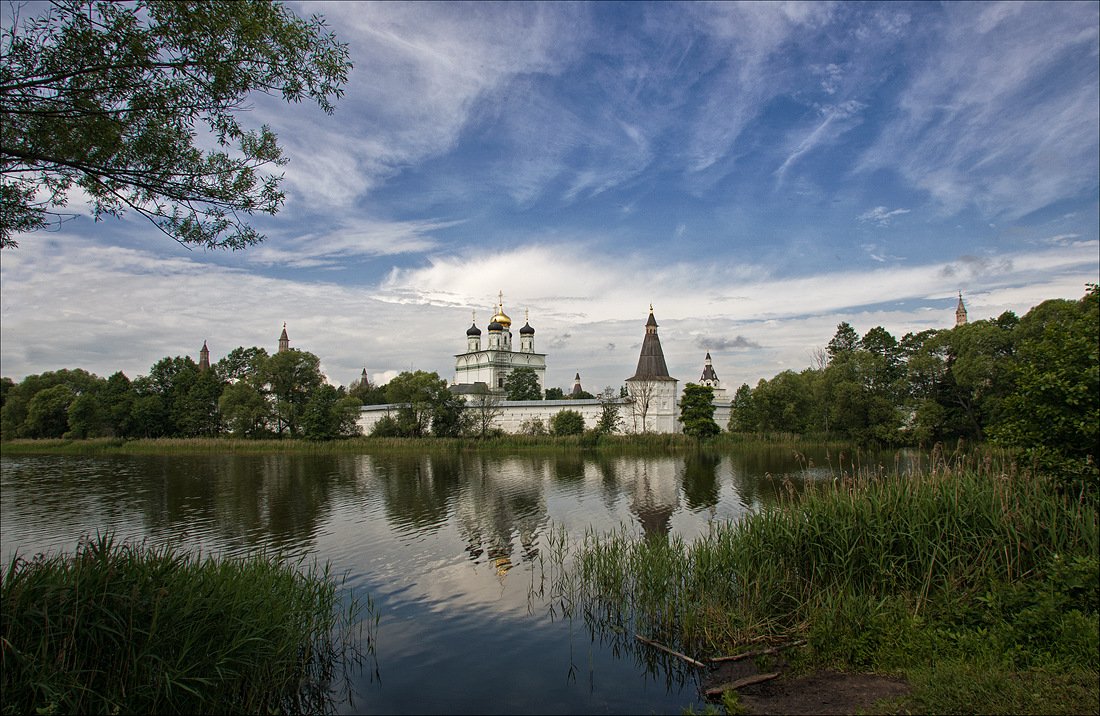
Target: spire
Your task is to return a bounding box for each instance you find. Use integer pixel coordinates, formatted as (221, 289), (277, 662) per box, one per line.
(572, 372), (584, 397)
(699, 352), (718, 383)
(199, 340), (210, 371)
(631, 307), (671, 379)
(278, 322), (290, 352)
(955, 292), (968, 327)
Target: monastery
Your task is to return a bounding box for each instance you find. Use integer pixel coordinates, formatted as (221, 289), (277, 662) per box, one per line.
(357, 298), (729, 435)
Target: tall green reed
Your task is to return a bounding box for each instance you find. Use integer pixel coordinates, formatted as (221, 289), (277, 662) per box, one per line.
(1, 533), (369, 715)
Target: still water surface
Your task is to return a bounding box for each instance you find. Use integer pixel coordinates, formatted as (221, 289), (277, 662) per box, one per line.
(1, 447), (859, 714)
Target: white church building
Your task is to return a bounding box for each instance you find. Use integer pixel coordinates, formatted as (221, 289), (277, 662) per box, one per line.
(357, 301), (730, 435)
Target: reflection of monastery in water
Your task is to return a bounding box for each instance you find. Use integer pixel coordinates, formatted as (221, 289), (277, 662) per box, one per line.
(359, 298), (728, 435)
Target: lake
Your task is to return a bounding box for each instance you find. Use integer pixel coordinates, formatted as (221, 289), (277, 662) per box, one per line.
(0, 446), (863, 714)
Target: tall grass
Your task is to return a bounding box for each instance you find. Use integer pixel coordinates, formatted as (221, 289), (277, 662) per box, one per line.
(546, 449), (1099, 711)
(1, 534), (368, 715)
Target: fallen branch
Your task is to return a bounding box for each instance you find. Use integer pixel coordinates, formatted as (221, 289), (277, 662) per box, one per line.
(709, 639), (806, 664)
(704, 672), (780, 698)
(634, 634), (706, 669)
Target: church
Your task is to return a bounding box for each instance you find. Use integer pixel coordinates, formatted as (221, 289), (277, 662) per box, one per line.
(358, 300), (724, 435)
(452, 293), (547, 395)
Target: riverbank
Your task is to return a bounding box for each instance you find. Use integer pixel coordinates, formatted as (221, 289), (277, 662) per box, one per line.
(0, 534), (366, 715)
(550, 451), (1099, 714)
(0, 432), (855, 456)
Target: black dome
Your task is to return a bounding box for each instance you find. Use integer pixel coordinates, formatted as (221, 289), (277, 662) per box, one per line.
(519, 321), (534, 335)
(488, 320), (503, 332)
(466, 323), (482, 336)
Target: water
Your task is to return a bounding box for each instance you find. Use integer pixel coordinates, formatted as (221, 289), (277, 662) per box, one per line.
(0, 446), (858, 714)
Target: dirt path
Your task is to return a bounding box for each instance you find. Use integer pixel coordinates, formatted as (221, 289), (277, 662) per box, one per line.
(703, 654), (911, 714)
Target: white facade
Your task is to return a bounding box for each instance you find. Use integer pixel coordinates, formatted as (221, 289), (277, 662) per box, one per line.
(454, 300), (546, 394)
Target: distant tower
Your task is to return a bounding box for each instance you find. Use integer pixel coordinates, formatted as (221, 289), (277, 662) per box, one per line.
(571, 372), (584, 397)
(519, 308), (535, 353)
(360, 367), (370, 386)
(278, 323), (290, 352)
(467, 311), (482, 352)
(955, 292), (968, 327)
(198, 340), (210, 371)
(698, 352), (727, 401)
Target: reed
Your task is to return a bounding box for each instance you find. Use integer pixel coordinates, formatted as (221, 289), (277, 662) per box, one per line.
(1, 534), (368, 715)
(547, 450), (1098, 710)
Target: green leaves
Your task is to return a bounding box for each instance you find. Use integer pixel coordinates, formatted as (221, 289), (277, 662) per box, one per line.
(0, 0), (350, 248)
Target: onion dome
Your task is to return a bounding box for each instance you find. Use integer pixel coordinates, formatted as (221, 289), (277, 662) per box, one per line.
(490, 291), (511, 328)
(488, 319), (503, 332)
(467, 322), (482, 336)
(519, 309), (534, 334)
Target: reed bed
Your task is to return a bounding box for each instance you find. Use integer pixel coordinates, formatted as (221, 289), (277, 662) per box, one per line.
(547, 449), (1098, 710)
(1, 534), (367, 715)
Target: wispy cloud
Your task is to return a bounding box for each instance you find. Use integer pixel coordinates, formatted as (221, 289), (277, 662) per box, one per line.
(858, 206), (911, 227)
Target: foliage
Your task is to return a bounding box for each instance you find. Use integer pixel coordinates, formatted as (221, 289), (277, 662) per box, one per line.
(520, 416), (548, 436)
(383, 370), (452, 438)
(544, 387), (565, 400)
(679, 383), (720, 438)
(347, 374), (388, 405)
(550, 409), (586, 436)
(594, 387), (623, 435)
(504, 367), (542, 401)
(548, 452), (1099, 714)
(0, 533), (364, 715)
(300, 384), (360, 440)
(0, 0), (351, 249)
(262, 350), (324, 437)
(466, 394), (503, 439)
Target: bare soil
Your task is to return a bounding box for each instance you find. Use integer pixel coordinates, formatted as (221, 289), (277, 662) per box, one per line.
(703, 654), (911, 715)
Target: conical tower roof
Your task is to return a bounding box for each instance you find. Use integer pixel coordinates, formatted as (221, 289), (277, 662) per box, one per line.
(629, 307), (674, 381)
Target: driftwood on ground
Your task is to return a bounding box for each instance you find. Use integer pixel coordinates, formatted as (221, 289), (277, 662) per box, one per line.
(634, 634), (706, 668)
(704, 671), (781, 697)
(709, 639), (807, 663)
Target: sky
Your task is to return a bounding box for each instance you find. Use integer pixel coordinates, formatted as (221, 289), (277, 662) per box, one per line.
(2, 1), (1098, 395)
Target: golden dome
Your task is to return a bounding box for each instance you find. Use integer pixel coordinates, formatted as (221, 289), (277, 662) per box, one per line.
(490, 291), (511, 328)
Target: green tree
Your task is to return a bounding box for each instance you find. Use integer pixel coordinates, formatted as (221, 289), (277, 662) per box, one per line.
(384, 370), (450, 438)
(504, 367), (541, 401)
(679, 383), (720, 438)
(1, 369), (103, 438)
(728, 383), (757, 432)
(993, 287), (1099, 465)
(347, 373), (388, 405)
(24, 384), (75, 437)
(262, 350), (324, 437)
(219, 381), (271, 437)
(101, 371), (136, 437)
(466, 393), (503, 439)
(430, 391), (467, 438)
(66, 392), (106, 438)
(544, 387), (565, 400)
(826, 322), (860, 361)
(594, 387), (622, 435)
(301, 384), (360, 440)
(550, 409), (586, 436)
(1, 0), (351, 248)
(214, 346), (269, 384)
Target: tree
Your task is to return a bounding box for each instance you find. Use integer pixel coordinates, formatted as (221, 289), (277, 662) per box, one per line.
(214, 346), (269, 384)
(728, 383), (757, 432)
(384, 370), (450, 438)
(219, 381), (271, 437)
(679, 383), (720, 438)
(544, 387), (565, 400)
(626, 378), (658, 433)
(550, 409), (586, 436)
(1, 0), (351, 249)
(301, 384), (360, 440)
(262, 350), (324, 437)
(347, 373), (388, 405)
(826, 322), (860, 361)
(466, 393), (504, 439)
(504, 367), (541, 401)
(594, 387), (622, 435)
(24, 384), (75, 437)
(430, 391), (467, 438)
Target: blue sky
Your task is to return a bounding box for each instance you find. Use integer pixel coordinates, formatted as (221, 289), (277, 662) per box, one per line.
(2, 1), (1098, 394)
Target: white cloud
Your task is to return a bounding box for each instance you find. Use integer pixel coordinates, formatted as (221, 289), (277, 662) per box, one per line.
(858, 206), (911, 227)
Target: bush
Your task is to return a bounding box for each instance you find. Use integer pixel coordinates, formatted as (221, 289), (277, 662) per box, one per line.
(550, 409), (585, 436)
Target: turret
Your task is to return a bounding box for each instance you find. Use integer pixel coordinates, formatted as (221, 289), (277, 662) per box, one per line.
(278, 323), (290, 352)
(955, 292), (968, 327)
(699, 352), (718, 387)
(198, 340), (210, 371)
(519, 308), (535, 353)
(466, 311), (482, 352)
(571, 372), (584, 397)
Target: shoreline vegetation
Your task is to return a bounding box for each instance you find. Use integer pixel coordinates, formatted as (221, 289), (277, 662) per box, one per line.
(537, 449), (1099, 715)
(0, 534), (370, 716)
(0, 432), (863, 456)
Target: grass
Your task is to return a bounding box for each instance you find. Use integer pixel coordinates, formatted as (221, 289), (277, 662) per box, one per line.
(1, 533), (369, 715)
(541, 449), (1099, 714)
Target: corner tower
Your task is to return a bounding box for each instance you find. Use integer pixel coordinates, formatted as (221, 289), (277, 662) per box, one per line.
(955, 292), (968, 327)
(624, 306), (679, 433)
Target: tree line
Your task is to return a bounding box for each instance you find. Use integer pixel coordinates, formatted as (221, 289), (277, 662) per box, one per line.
(728, 286), (1098, 471)
(0, 347), (367, 441)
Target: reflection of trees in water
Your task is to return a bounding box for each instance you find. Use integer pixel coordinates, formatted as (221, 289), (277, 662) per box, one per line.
(136, 455), (364, 551)
(453, 455), (549, 574)
(371, 453), (463, 533)
(681, 452), (720, 511)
